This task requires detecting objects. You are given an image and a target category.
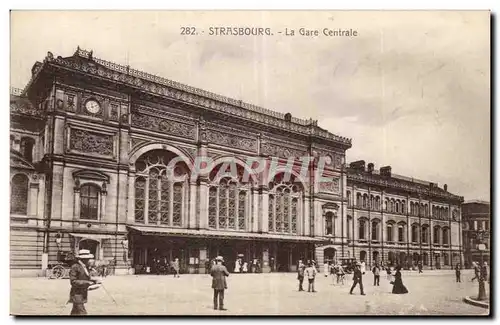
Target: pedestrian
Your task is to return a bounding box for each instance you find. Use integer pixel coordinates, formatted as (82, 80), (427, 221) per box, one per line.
(234, 259), (241, 273)
(349, 263), (365, 295)
(386, 265), (392, 281)
(372, 264), (381, 286)
(323, 261), (330, 277)
(336, 263), (345, 285)
(305, 261), (317, 292)
(210, 256), (229, 311)
(455, 264), (461, 283)
(297, 260), (306, 291)
(418, 262), (423, 273)
(242, 261), (248, 273)
(172, 258), (180, 277)
(391, 266), (409, 294)
(68, 249), (102, 315)
(471, 262), (480, 282)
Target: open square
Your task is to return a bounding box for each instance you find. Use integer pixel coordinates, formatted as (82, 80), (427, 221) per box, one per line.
(10, 270), (488, 316)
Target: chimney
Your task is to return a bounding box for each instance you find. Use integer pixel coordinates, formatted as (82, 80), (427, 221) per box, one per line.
(380, 166), (392, 177)
(349, 160), (366, 172)
(444, 184), (448, 192)
(367, 163), (374, 174)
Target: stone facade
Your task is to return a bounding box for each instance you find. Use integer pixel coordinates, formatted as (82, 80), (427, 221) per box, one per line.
(10, 48), (463, 276)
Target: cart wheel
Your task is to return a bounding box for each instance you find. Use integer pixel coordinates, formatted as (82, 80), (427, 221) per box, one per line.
(52, 265), (65, 279)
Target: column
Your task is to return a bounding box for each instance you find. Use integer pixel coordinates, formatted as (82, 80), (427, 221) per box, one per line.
(199, 180), (209, 229)
(303, 197), (310, 236)
(252, 188), (259, 232)
(28, 184), (39, 216)
(116, 171), (128, 224)
(119, 130), (129, 164)
(100, 191), (107, 221)
(53, 116), (65, 155)
(50, 162), (64, 221)
(74, 188), (81, 220)
(126, 174), (135, 224)
(260, 187), (269, 232)
(188, 182), (197, 228)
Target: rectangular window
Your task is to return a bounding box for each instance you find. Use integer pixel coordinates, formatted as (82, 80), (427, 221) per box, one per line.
(346, 218), (351, 239)
(371, 223), (378, 240)
(485, 221), (489, 231)
(433, 228), (439, 244)
(359, 220), (365, 240)
(398, 226), (404, 242)
(387, 226), (393, 242)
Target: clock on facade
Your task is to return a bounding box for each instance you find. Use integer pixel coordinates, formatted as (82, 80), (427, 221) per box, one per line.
(85, 100), (101, 114)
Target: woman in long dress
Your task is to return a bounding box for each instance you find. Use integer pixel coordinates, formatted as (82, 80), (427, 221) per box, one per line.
(392, 266), (409, 294)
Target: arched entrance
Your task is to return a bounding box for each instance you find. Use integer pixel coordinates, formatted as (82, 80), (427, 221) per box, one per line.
(360, 250), (367, 263)
(324, 247), (336, 264)
(435, 253), (441, 269)
(373, 251), (380, 265)
(78, 239), (99, 260)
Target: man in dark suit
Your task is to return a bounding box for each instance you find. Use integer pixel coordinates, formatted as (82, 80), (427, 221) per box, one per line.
(68, 249), (101, 315)
(349, 263), (366, 295)
(210, 256), (230, 310)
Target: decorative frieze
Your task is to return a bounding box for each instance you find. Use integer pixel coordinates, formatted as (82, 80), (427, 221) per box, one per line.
(44, 49), (352, 146)
(261, 142), (305, 159)
(206, 129), (256, 152)
(131, 112), (196, 139)
(319, 177), (340, 193)
(70, 129), (114, 156)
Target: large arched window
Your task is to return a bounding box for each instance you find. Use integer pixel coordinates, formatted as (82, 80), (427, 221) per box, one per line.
(375, 196), (380, 211)
(208, 164), (250, 231)
(10, 174), (29, 215)
(134, 150), (189, 226)
(268, 173), (302, 234)
(401, 200), (406, 214)
(80, 184), (99, 220)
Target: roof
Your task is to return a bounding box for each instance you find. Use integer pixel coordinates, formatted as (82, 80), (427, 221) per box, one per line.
(463, 200), (490, 205)
(347, 168), (463, 201)
(21, 47), (352, 147)
(127, 225), (322, 243)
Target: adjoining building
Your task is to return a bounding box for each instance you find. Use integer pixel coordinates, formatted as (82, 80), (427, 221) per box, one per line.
(344, 161), (464, 270)
(10, 48), (464, 276)
(461, 200), (490, 268)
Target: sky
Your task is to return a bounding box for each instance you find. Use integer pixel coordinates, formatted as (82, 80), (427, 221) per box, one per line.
(10, 11), (490, 201)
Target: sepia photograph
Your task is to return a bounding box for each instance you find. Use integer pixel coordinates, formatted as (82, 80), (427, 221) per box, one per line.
(8, 10), (490, 316)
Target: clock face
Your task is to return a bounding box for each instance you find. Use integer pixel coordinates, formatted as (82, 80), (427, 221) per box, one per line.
(85, 100), (101, 114)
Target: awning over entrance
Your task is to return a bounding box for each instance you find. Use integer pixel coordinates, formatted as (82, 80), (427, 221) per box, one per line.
(69, 233), (115, 241)
(127, 226), (322, 243)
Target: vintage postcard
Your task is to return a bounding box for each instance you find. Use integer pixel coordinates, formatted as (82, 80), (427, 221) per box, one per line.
(9, 10), (490, 316)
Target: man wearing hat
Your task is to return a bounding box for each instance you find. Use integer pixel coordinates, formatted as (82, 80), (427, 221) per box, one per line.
(349, 262), (366, 295)
(210, 256), (230, 311)
(68, 249), (101, 315)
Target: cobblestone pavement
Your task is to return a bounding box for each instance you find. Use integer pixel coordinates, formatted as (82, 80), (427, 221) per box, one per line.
(10, 270), (489, 316)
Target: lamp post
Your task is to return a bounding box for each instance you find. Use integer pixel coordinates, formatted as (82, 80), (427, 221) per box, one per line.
(476, 231), (487, 301)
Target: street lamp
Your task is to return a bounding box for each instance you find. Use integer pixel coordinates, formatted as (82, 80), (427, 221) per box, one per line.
(476, 231), (487, 301)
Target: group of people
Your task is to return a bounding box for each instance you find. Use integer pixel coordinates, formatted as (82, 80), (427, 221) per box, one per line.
(295, 259), (409, 296)
(232, 258), (262, 273)
(150, 257), (181, 277)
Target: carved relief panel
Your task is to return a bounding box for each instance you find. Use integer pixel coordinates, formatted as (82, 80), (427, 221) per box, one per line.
(67, 125), (116, 158)
(131, 112), (196, 139)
